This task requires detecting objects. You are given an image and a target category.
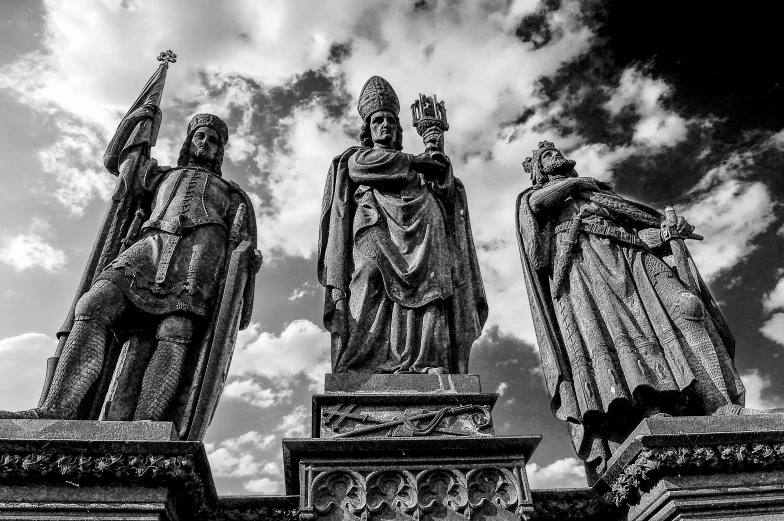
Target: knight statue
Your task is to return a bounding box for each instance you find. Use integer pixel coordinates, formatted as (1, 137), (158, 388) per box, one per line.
(0, 52), (262, 441)
(515, 140), (756, 483)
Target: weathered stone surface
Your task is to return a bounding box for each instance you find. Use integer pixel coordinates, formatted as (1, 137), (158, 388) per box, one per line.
(325, 373), (482, 394)
(211, 495), (300, 521)
(0, 419), (176, 441)
(530, 488), (622, 520)
(318, 75), (487, 375)
(283, 436), (539, 521)
(0, 434), (216, 520)
(598, 416), (784, 520)
(517, 140), (745, 484)
(314, 392), (496, 439)
(0, 53), (262, 443)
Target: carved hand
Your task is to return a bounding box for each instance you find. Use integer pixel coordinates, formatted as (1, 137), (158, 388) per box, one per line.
(575, 177), (601, 192)
(661, 216), (696, 240)
(411, 152), (448, 180)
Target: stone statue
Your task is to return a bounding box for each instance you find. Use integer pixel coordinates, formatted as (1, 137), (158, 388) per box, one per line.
(516, 141), (749, 483)
(318, 76), (487, 374)
(0, 54), (261, 441)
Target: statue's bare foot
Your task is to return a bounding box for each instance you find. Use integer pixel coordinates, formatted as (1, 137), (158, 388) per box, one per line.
(426, 367), (448, 374)
(0, 408), (60, 420)
(713, 404), (784, 416)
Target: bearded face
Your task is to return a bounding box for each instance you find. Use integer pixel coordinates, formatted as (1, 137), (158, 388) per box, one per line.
(540, 148), (576, 176)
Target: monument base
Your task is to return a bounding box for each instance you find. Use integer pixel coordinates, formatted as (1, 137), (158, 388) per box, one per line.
(598, 415), (784, 521)
(285, 373), (540, 520)
(0, 420), (216, 521)
(284, 436), (539, 521)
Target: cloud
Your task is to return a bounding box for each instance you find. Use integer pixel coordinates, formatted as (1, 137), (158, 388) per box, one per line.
(526, 457), (586, 489)
(222, 378), (293, 409)
(0, 333), (56, 411)
(206, 431), (277, 478)
(255, 104), (354, 259)
(276, 404), (309, 438)
(0, 234), (67, 272)
(763, 277), (784, 312)
(606, 68), (688, 148)
(230, 320), (330, 389)
(244, 477), (282, 494)
(496, 382), (509, 397)
(686, 180), (775, 282)
(741, 370), (784, 410)
(760, 314), (784, 347)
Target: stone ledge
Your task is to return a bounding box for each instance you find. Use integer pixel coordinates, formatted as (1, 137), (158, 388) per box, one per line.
(0, 436), (217, 520)
(324, 373), (483, 394)
(598, 415), (784, 508)
(0, 419), (176, 441)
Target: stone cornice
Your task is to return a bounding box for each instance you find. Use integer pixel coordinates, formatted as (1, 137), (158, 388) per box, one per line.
(611, 442), (784, 506)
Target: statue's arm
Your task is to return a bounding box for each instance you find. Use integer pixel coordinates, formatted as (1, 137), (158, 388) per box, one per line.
(348, 149), (415, 188)
(528, 177), (601, 213)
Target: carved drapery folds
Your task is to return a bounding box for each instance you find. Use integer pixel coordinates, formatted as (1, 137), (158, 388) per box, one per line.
(301, 466), (527, 521)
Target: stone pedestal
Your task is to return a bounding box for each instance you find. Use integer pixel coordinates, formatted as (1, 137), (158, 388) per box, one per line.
(0, 420), (216, 521)
(598, 416), (784, 521)
(284, 374), (540, 520)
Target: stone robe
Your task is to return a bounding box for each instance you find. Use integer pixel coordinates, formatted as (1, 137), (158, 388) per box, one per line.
(516, 178), (744, 484)
(319, 146), (487, 374)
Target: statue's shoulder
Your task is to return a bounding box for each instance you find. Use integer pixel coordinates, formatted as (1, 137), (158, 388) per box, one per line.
(332, 145), (364, 164)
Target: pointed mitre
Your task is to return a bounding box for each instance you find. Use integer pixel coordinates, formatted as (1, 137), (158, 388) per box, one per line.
(357, 76), (400, 121)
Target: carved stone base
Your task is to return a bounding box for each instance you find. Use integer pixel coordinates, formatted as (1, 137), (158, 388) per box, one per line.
(314, 374), (497, 439)
(598, 416), (784, 521)
(0, 420), (216, 520)
(283, 436), (539, 521)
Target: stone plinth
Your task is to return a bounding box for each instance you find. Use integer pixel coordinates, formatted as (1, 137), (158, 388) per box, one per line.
(0, 420), (216, 521)
(284, 436), (539, 521)
(598, 415), (784, 521)
(314, 374), (496, 439)
(286, 374), (539, 520)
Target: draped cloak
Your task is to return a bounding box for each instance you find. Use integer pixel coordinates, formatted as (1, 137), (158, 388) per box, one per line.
(515, 179), (743, 484)
(318, 146), (487, 373)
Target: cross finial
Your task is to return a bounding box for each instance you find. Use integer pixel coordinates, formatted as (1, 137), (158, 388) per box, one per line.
(157, 50), (177, 64)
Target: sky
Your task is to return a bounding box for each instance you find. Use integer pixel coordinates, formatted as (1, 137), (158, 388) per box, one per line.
(0, 0), (783, 495)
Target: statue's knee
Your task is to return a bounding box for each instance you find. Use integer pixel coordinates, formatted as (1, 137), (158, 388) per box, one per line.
(675, 291), (704, 321)
(156, 315), (193, 344)
(74, 281), (124, 323)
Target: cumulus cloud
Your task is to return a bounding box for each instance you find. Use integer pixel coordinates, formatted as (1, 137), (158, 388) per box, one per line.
(526, 457), (586, 489)
(206, 431), (277, 478)
(761, 277), (784, 346)
(230, 320), (331, 389)
(606, 67), (688, 148)
(741, 370), (784, 410)
(0, 333), (56, 411)
(223, 378), (293, 409)
(686, 180), (775, 282)
(276, 404), (310, 438)
(760, 314), (784, 347)
(244, 477), (282, 494)
(0, 235), (67, 272)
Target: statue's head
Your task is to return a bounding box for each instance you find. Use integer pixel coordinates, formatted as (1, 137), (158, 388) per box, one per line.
(357, 76), (403, 151)
(178, 114), (229, 176)
(523, 141), (576, 187)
